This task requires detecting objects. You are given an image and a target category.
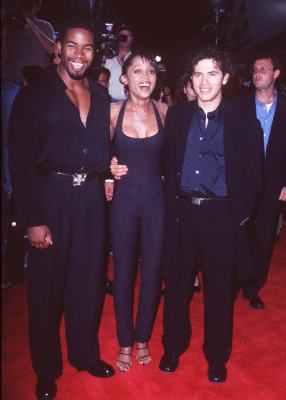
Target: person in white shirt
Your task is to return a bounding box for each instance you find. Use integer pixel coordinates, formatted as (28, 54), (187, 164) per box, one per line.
(104, 24), (133, 102)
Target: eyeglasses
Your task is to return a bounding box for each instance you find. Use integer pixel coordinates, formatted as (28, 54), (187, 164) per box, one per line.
(252, 66), (273, 75)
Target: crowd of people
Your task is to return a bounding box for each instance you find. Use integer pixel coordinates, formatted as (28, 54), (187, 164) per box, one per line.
(1, 2), (286, 399)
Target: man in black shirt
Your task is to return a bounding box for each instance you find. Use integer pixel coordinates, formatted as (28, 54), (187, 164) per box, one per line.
(9, 19), (114, 400)
(159, 48), (263, 382)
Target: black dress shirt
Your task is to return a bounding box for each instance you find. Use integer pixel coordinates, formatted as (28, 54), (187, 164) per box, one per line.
(9, 69), (111, 227)
(180, 102), (227, 197)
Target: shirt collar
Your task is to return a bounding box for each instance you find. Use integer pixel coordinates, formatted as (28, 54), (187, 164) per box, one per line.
(197, 101), (223, 120)
(46, 67), (96, 94)
(255, 89), (277, 107)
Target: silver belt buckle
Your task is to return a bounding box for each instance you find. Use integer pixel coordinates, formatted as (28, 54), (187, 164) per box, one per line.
(192, 197), (203, 205)
(72, 172), (87, 186)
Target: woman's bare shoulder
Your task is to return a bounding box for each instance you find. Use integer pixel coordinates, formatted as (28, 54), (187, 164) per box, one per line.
(111, 101), (124, 121)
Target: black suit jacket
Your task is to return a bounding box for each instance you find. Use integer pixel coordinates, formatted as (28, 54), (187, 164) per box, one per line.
(239, 91), (286, 201)
(162, 99), (264, 280)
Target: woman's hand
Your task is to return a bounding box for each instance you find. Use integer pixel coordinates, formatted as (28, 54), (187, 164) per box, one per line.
(110, 156), (128, 180)
(279, 187), (286, 201)
(105, 179), (114, 201)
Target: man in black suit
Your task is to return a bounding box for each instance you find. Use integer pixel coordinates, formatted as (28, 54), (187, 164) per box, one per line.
(9, 19), (115, 400)
(241, 53), (286, 309)
(159, 48), (263, 382)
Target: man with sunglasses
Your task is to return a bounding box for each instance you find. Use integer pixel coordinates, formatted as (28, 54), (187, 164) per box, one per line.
(240, 53), (286, 309)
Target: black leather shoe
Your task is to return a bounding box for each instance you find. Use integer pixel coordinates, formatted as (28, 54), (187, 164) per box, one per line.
(208, 362), (227, 383)
(79, 360), (115, 378)
(105, 279), (113, 295)
(159, 353), (179, 372)
(249, 295), (265, 309)
(36, 380), (57, 399)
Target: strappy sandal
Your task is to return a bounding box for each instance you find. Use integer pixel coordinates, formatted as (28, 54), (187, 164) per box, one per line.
(117, 347), (132, 372)
(136, 342), (151, 365)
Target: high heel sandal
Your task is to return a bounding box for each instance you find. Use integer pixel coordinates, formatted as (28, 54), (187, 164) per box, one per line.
(193, 282), (201, 293)
(193, 276), (201, 293)
(117, 346), (132, 372)
(136, 342), (151, 365)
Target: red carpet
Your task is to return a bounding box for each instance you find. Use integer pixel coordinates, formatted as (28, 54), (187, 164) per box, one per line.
(2, 226), (286, 400)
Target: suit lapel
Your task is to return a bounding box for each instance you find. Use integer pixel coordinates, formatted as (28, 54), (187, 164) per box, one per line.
(265, 93), (281, 159)
(223, 100), (238, 192)
(176, 102), (196, 172)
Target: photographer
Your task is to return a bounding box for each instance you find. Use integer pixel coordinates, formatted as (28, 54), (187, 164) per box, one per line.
(104, 24), (134, 102)
(1, 0), (56, 288)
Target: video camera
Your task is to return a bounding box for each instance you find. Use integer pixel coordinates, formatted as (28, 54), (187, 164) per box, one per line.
(100, 22), (128, 59)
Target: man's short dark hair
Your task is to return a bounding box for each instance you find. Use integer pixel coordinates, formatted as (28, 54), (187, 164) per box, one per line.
(57, 18), (94, 43)
(190, 47), (232, 76)
(252, 52), (281, 71)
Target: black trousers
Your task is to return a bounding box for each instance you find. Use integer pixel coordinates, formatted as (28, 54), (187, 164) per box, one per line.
(110, 183), (164, 347)
(243, 198), (282, 298)
(27, 176), (105, 381)
(163, 198), (237, 363)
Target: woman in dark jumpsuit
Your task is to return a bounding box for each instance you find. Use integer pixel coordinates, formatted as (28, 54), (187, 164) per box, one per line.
(107, 51), (168, 372)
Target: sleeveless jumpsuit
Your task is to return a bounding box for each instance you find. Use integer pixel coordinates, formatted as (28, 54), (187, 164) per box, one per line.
(110, 100), (165, 347)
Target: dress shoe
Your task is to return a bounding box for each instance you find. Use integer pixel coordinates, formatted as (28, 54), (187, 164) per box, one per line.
(79, 360), (115, 378)
(36, 379), (57, 400)
(105, 279), (113, 295)
(249, 295), (265, 309)
(207, 362), (227, 383)
(159, 353), (179, 372)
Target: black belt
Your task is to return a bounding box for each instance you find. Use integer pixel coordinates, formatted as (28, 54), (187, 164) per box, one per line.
(39, 168), (97, 186)
(179, 191), (234, 205)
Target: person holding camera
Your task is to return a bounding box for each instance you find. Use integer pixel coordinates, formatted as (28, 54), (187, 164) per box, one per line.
(104, 24), (134, 102)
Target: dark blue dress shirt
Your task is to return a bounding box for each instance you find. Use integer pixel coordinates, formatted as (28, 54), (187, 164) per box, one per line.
(180, 103), (227, 197)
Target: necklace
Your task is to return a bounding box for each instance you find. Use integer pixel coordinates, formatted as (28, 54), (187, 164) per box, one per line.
(130, 101), (151, 119)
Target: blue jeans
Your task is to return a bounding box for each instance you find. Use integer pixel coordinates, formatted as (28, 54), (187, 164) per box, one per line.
(1, 81), (21, 195)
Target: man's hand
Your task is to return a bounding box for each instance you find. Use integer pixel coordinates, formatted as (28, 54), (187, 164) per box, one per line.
(28, 225), (53, 249)
(105, 180), (114, 201)
(279, 187), (286, 201)
(110, 156), (128, 180)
